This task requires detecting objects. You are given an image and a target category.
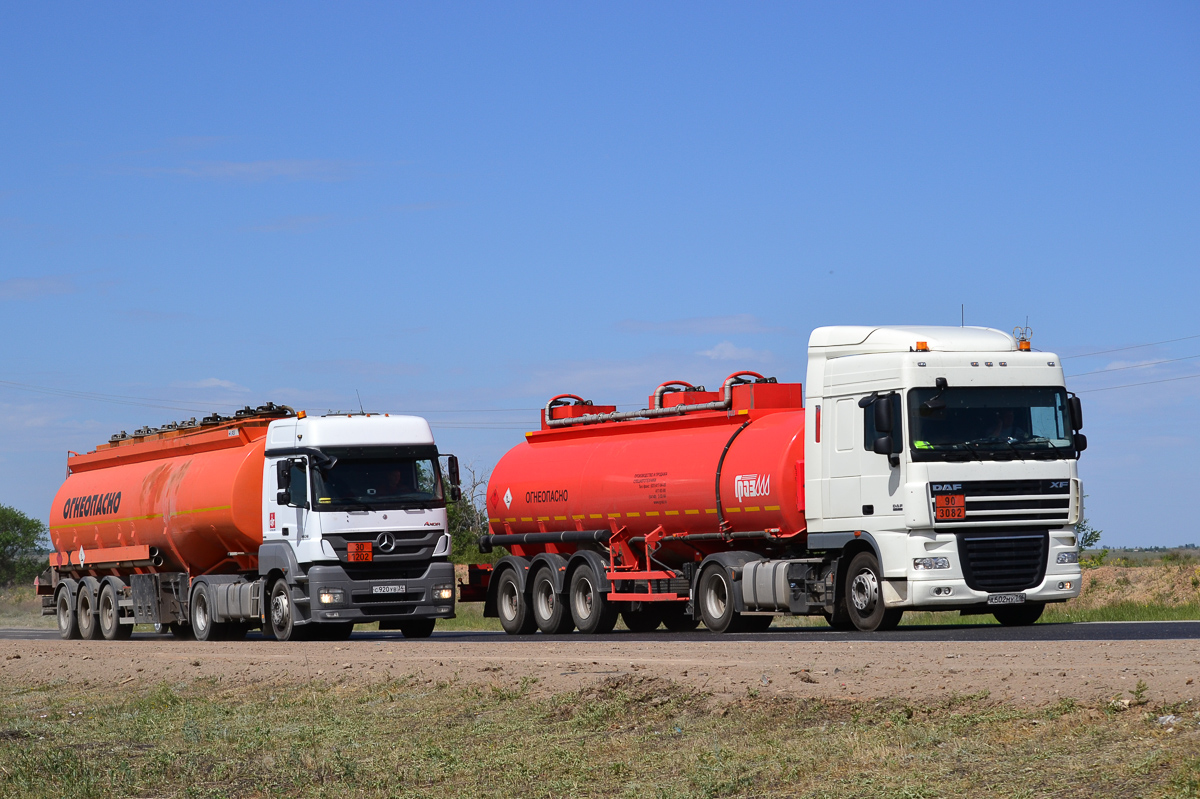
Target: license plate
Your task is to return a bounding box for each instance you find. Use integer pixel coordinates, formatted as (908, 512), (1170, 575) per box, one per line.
(935, 494), (966, 520)
(347, 542), (373, 562)
(372, 584), (405, 595)
(987, 592), (1026, 605)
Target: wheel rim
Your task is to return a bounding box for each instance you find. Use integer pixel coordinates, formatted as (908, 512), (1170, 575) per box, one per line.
(271, 589), (290, 631)
(78, 593), (93, 631)
(704, 573), (727, 620)
(850, 569), (879, 614)
(499, 579), (519, 622)
(572, 576), (594, 622)
(534, 579), (555, 621)
(194, 595), (209, 635)
(57, 593), (71, 632)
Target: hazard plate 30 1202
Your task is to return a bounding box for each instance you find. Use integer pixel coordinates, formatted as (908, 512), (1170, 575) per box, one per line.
(987, 592), (1026, 605)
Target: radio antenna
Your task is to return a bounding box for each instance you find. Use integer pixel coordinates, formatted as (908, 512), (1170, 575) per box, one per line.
(961, 304), (964, 327)
(356, 389), (365, 415)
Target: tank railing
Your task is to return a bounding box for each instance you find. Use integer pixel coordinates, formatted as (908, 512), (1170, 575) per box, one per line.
(544, 372), (775, 428)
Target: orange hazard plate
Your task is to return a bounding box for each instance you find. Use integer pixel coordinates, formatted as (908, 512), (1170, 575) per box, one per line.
(347, 542), (373, 562)
(935, 494), (966, 520)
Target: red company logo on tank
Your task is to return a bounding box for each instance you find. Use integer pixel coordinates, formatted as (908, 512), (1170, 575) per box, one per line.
(733, 474), (769, 502)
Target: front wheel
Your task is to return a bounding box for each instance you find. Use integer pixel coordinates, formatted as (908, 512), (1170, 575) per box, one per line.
(267, 579), (301, 641)
(993, 603), (1044, 626)
(399, 619), (436, 639)
(844, 552), (903, 632)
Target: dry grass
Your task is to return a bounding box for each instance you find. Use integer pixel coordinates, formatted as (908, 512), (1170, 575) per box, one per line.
(0, 672), (1197, 798)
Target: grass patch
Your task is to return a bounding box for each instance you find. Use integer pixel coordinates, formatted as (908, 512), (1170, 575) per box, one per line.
(0, 673), (1197, 798)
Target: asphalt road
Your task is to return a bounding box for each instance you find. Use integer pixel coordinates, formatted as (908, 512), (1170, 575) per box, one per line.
(2, 620), (1198, 643)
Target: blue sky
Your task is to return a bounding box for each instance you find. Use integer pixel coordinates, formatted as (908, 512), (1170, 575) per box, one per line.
(1, 3), (1197, 547)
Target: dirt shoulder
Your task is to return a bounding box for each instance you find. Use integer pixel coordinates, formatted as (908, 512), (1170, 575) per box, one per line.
(2, 635), (1196, 707)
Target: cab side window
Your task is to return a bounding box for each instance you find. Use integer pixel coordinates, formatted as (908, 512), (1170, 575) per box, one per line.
(864, 393), (903, 453)
(288, 461), (308, 507)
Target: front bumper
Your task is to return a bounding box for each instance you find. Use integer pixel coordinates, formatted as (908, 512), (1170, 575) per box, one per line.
(898, 571), (1083, 609)
(304, 561), (456, 623)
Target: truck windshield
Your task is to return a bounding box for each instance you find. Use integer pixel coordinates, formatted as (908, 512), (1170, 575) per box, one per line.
(311, 445), (443, 510)
(907, 387), (1075, 461)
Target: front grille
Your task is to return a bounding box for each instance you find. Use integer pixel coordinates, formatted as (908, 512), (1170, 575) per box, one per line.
(324, 529), (443, 564)
(931, 480), (1071, 527)
(957, 530), (1048, 592)
(339, 564), (429, 581)
(353, 603), (417, 617)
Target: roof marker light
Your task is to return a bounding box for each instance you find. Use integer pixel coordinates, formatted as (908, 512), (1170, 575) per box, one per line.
(297, 411), (307, 419)
(916, 341), (929, 352)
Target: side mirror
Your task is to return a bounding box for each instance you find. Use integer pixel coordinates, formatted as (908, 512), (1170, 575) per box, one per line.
(873, 396), (893, 433)
(1073, 433), (1088, 453)
(449, 485), (462, 502)
(447, 454), (461, 488)
(872, 435), (893, 456)
(275, 461), (291, 505)
(1069, 396), (1083, 431)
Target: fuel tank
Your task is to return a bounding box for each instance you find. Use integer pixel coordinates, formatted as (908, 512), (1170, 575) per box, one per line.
(50, 415), (277, 576)
(487, 382), (807, 540)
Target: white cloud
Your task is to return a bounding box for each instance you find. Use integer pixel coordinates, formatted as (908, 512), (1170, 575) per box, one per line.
(172, 378), (249, 391)
(619, 314), (779, 336)
(0, 275), (76, 301)
(698, 341), (773, 363)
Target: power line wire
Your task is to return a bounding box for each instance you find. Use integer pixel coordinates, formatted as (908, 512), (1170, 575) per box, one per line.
(1078, 372), (1200, 393)
(1068, 353), (1200, 378)
(1062, 333), (1200, 360)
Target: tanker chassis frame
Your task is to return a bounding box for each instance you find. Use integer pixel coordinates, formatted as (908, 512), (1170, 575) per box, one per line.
(38, 543), (455, 641)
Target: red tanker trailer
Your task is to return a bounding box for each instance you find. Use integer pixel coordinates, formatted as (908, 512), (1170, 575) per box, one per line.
(470, 326), (1087, 633)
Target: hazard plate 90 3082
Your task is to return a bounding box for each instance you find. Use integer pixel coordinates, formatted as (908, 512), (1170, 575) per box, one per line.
(934, 494), (966, 520)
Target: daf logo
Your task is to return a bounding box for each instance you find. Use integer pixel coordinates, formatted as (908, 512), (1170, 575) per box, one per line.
(375, 532), (396, 553)
(931, 483), (962, 491)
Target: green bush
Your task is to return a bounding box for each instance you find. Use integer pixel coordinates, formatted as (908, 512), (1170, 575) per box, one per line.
(0, 504), (48, 586)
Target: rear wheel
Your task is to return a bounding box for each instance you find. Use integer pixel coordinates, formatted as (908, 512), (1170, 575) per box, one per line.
(496, 569), (537, 635)
(99, 583), (132, 640)
(569, 564), (618, 635)
(844, 551), (904, 632)
(56, 588), (80, 640)
(993, 603), (1044, 627)
(531, 568), (573, 634)
(76, 581), (100, 641)
(621, 605), (663, 633)
(699, 565), (738, 633)
(399, 619), (436, 639)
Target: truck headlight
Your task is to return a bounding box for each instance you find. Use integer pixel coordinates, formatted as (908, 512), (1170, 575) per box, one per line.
(319, 588), (345, 605)
(913, 557), (950, 570)
(432, 584), (454, 601)
(1056, 552), (1079, 564)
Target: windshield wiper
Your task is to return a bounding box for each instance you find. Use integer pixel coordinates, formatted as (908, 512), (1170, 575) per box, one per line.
(1012, 436), (1068, 459)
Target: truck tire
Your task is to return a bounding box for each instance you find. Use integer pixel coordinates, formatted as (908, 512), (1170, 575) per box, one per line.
(741, 614), (775, 632)
(661, 604), (701, 632)
(170, 622), (194, 640)
(399, 619), (436, 639)
(99, 583), (132, 641)
(76, 581), (100, 640)
(56, 588), (80, 640)
(314, 623), (354, 641)
(191, 583), (224, 642)
(531, 567), (573, 635)
(267, 579), (300, 641)
(496, 568), (537, 635)
(698, 565), (739, 634)
(844, 551), (904, 632)
(993, 603), (1044, 627)
(569, 563), (618, 635)
(621, 605), (663, 633)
